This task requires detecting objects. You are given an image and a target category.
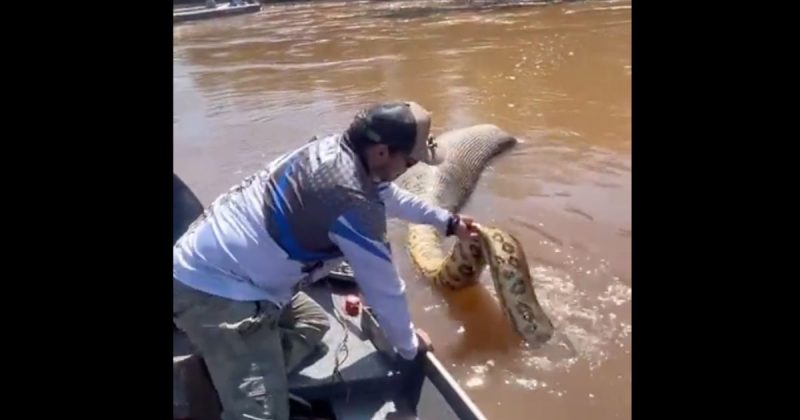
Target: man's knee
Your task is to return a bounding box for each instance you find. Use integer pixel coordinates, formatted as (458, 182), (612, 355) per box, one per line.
(287, 292), (331, 343)
(303, 302), (330, 332)
(297, 312), (330, 345)
(314, 314), (331, 337)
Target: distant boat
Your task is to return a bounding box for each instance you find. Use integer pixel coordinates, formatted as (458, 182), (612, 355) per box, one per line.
(173, 1), (262, 24)
(172, 173), (488, 420)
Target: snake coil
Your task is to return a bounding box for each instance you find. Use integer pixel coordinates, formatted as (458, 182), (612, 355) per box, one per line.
(397, 124), (555, 345)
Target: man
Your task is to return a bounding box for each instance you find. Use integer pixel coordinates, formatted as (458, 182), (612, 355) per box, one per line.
(173, 101), (476, 420)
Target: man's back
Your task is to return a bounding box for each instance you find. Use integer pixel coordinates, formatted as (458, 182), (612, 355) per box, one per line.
(173, 134), (386, 306)
(262, 133), (384, 262)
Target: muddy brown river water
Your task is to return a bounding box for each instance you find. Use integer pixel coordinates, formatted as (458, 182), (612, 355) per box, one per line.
(174, 1), (631, 419)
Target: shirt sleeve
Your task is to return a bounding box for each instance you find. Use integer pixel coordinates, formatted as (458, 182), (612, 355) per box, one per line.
(328, 203), (419, 360)
(377, 182), (452, 235)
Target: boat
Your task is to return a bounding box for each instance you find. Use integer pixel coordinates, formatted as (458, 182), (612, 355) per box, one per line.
(173, 1), (262, 24)
(173, 173), (488, 420)
(172, 174), (204, 244)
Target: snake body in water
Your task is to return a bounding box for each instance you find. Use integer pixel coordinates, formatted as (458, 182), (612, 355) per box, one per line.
(394, 124), (555, 346)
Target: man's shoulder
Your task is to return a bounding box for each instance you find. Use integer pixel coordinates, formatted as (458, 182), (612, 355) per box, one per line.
(308, 137), (377, 199)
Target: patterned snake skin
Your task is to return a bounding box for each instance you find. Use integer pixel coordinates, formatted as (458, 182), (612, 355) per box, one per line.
(397, 124), (555, 345)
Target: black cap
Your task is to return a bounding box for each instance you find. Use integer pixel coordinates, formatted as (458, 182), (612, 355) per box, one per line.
(362, 102), (418, 153)
(350, 101), (441, 164)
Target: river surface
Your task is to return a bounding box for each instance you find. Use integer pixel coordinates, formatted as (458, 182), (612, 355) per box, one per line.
(173, 1), (631, 419)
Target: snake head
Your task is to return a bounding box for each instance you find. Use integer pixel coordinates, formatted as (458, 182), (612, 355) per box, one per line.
(531, 320), (555, 345)
(530, 321), (556, 348)
(514, 301), (555, 347)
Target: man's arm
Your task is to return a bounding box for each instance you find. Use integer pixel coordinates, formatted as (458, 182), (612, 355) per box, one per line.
(378, 182), (453, 234)
(328, 205), (419, 360)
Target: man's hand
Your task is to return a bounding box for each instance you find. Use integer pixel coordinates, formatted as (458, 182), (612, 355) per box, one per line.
(416, 328), (434, 354)
(454, 214), (479, 242)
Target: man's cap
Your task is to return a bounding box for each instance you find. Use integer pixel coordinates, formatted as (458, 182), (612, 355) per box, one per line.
(361, 101), (444, 165)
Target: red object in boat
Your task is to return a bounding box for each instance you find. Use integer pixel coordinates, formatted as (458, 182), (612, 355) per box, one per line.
(345, 295), (361, 316)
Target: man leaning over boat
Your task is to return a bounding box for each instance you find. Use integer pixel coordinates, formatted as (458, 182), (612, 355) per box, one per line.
(173, 101), (478, 420)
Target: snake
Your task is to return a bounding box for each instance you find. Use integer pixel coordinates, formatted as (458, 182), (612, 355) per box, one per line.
(394, 124), (555, 346)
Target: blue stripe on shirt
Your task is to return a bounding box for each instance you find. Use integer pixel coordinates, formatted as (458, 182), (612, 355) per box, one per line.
(330, 212), (391, 263)
(268, 154), (336, 263)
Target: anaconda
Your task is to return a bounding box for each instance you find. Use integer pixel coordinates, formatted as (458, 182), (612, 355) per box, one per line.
(395, 124), (555, 346)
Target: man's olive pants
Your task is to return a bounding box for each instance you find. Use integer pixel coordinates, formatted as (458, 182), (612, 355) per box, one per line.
(173, 279), (330, 420)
